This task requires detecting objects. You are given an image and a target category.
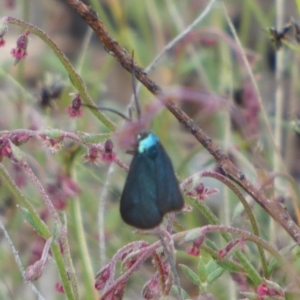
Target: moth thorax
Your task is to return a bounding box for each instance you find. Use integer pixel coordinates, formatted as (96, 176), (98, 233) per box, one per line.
(138, 132), (159, 157)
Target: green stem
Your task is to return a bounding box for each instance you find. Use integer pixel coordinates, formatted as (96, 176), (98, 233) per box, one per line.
(70, 193), (97, 299)
(272, 0), (285, 244)
(60, 218), (80, 300)
(51, 243), (76, 300)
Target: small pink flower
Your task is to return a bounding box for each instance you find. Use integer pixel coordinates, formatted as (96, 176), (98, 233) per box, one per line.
(256, 283), (268, 296)
(67, 94), (83, 118)
(101, 139), (116, 162)
(55, 282), (65, 294)
(40, 134), (63, 153)
(186, 245), (200, 256)
(186, 182), (218, 202)
(256, 280), (284, 298)
(84, 145), (100, 163)
(11, 30), (30, 65)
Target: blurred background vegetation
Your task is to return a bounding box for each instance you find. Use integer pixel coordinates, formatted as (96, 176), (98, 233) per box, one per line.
(1, 0), (300, 299)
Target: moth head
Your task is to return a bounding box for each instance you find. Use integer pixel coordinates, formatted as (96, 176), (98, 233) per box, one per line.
(137, 132), (159, 155)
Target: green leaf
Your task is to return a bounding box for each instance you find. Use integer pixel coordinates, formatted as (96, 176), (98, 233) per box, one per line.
(170, 285), (190, 299)
(207, 267), (224, 285)
(205, 259), (219, 275)
(217, 260), (243, 273)
(205, 259), (225, 285)
(205, 239), (218, 251)
(179, 264), (200, 285)
(8, 141), (25, 164)
(19, 206), (47, 237)
(197, 256), (207, 283)
(268, 257), (279, 275)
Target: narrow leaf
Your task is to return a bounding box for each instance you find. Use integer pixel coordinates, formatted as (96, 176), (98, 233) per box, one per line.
(19, 206), (47, 237)
(179, 264), (200, 285)
(197, 256), (207, 283)
(207, 267), (224, 285)
(170, 285), (190, 299)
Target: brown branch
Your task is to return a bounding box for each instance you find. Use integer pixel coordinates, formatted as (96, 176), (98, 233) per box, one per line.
(64, 0), (300, 244)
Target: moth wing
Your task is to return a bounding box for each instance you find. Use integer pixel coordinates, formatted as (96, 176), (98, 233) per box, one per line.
(154, 142), (184, 213)
(120, 151), (163, 229)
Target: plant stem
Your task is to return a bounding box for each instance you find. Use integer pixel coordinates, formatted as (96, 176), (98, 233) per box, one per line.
(272, 0), (285, 243)
(70, 194), (98, 299)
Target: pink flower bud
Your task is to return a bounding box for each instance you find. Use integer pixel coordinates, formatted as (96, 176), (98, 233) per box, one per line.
(95, 265), (111, 291)
(11, 30), (30, 65)
(24, 260), (44, 281)
(101, 139), (116, 162)
(24, 237), (52, 281)
(67, 94), (83, 118)
(55, 282), (65, 293)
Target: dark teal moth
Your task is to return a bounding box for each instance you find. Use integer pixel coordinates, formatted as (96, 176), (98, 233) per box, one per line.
(120, 131), (184, 229)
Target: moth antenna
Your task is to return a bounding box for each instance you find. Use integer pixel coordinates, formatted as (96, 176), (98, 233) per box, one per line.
(82, 104), (131, 121)
(131, 51), (141, 121)
(128, 107), (134, 120)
